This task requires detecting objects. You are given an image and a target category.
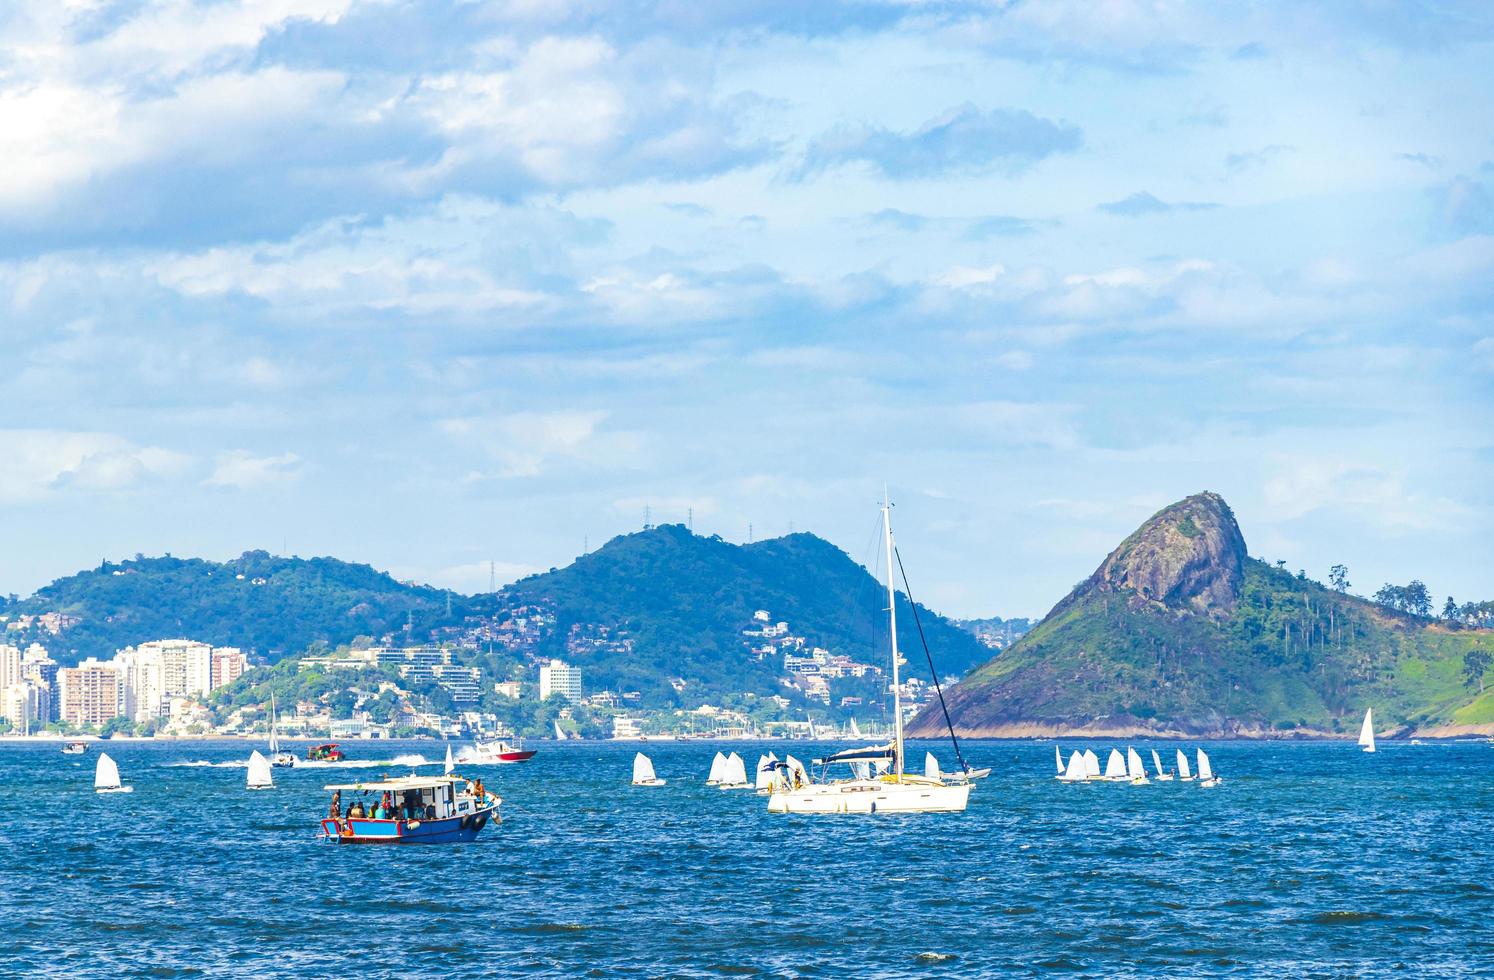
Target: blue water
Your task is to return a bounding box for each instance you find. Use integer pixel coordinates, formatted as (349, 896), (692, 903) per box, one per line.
(2, 739), (1491, 977)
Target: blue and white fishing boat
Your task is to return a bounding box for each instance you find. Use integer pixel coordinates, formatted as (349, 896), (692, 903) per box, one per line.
(320, 775), (500, 844)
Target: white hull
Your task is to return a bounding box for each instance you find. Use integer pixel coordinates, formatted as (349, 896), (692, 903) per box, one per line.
(1199, 777), (1220, 788)
(717, 782), (752, 791)
(97, 786), (134, 794)
(767, 778), (970, 814)
(632, 778), (666, 787)
(247, 785), (274, 791)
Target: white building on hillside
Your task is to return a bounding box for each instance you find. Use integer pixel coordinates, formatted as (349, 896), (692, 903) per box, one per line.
(539, 659), (582, 704)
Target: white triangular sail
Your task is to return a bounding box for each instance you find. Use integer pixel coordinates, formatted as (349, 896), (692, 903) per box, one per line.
(783, 754), (808, 788)
(1359, 709), (1376, 753)
(95, 752), (121, 790)
(1176, 749), (1192, 779)
(1061, 750), (1087, 781)
(632, 752), (657, 784)
(754, 754), (775, 790)
(269, 694), (280, 755)
(1196, 748), (1214, 781)
(1083, 749), (1100, 778)
(247, 749), (273, 789)
(723, 752), (748, 786)
(553, 720), (567, 740)
(1055, 745), (1064, 774)
(925, 752), (942, 780)
(850, 718), (861, 737)
(1104, 748), (1127, 779)
(1151, 749), (1165, 778)
(707, 751), (727, 784)
(1126, 747), (1147, 780)
(444, 744), (455, 775)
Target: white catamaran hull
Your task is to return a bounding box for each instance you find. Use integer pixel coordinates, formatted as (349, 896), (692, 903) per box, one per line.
(767, 778), (970, 814)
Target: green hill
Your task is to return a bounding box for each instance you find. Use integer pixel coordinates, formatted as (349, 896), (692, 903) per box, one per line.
(479, 524), (987, 705)
(910, 492), (1494, 739)
(8, 551), (449, 664)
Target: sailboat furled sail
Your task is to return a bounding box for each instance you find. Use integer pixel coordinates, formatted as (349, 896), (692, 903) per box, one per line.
(632, 752), (665, 786)
(247, 749), (273, 790)
(95, 752), (132, 794)
(1359, 709), (1376, 753)
(765, 492), (972, 814)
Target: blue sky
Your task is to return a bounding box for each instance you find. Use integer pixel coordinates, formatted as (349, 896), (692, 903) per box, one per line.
(1, 1), (1491, 618)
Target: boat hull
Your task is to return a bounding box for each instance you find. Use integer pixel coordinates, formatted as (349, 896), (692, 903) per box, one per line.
(321, 807), (499, 844)
(767, 778), (970, 814)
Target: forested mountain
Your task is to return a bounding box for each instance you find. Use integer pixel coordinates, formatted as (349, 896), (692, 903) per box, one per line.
(910, 493), (1494, 739)
(476, 524), (988, 704)
(8, 552), (449, 663)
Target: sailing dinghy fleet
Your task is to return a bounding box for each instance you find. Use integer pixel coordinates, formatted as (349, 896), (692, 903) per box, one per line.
(1056, 745), (1221, 788)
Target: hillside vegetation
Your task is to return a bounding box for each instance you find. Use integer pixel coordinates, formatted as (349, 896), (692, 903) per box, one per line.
(912, 493), (1494, 738)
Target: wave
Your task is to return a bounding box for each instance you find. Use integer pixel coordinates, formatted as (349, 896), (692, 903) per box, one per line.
(164, 760), (247, 768)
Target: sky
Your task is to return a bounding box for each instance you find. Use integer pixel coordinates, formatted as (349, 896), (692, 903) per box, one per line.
(1, 0), (1492, 618)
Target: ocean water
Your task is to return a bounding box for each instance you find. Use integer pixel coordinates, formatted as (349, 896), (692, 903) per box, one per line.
(2, 738), (1491, 978)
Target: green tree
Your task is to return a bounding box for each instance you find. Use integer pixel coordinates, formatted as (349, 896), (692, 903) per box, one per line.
(1329, 565), (1350, 592)
(1443, 596), (1459, 622)
(1464, 649), (1492, 693)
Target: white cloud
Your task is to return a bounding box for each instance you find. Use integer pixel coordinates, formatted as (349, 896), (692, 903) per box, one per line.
(203, 450), (302, 489)
(0, 429), (190, 502)
(440, 409), (639, 478)
(1262, 457), (1474, 532)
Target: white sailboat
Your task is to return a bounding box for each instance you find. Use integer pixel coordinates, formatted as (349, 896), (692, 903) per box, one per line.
(1358, 708), (1376, 753)
(755, 753), (779, 793)
(1196, 748), (1219, 787)
(1151, 749), (1173, 781)
(247, 749), (274, 790)
(1083, 749), (1100, 779)
(1103, 748), (1128, 780)
(1126, 747), (1150, 785)
(850, 718), (862, 738)
(718, 752), (751, 789)
(632, 752), (665, 786)
(1176, 748), (1194, 782)
(95, 752), (132, 794)
(1059, 750), (1088, 782)
(444, 744), (455, 776)
(1054, 745), (1064, 776)
(553, 720), (568, 741)
(706, 751), (728, 785)
(767, 493), (972, 815)
(268, 693), (295, 767)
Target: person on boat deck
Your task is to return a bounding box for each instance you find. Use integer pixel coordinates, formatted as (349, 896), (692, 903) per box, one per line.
(473, 778), (486, 802)
(329, 790), (342, 819)
(347, 799), (365, 818)
(381, 791), (394, 815)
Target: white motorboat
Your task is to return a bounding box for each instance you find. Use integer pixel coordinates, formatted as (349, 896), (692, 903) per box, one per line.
(62, 741), (88, 755)
(767, 494), (973, 815)
(1358, 708), (1376, 753)
(632, 752), (665, 786)
(247, 749), (274, 790)
(1196, 748), (1220, 788)
(95, 752), (133, 794)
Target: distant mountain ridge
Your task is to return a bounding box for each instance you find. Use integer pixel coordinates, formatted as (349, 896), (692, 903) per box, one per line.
(910, 492), (1494, 739)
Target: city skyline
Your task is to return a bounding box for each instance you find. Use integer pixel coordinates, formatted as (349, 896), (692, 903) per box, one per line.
(2, 2), (1491, 618)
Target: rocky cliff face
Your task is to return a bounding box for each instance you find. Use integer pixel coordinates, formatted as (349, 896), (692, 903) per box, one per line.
(1087, 491), (1246, 617)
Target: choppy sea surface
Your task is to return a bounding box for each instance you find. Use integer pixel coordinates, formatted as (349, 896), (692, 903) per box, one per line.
(2, 738), (1491, 978)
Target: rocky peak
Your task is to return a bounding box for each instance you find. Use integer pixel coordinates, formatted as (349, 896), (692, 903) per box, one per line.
(1091, 491), (1247, 616)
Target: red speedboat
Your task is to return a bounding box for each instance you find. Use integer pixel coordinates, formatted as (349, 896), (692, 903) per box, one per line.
(306, 743), (345, 762)
(456, 738), (536, 765)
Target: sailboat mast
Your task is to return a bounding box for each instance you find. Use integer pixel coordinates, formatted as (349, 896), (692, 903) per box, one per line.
(883, 491), (904, 781)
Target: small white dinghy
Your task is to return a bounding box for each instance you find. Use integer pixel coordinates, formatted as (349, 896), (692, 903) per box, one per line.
(632, 752), (665, 786)
(1059, 750), (1088, 782)
(1126, 747), (1149, 785)
(1151, 749), (1173, 781)
(718, 752), (751, 790)
(1196, 748), (1220, 788)
(95, 752), (133, 794)
(444, 744), (455, 776)
(1359, 709), (1376, 753)
(1083, 749), (1101, 780)
(706, 751), (728, 785)
(1176, 749), (1194, 782)
(247, 749), (274, 791)
(925, 752), (942, 781)
(1104, 748), (1128, 781)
